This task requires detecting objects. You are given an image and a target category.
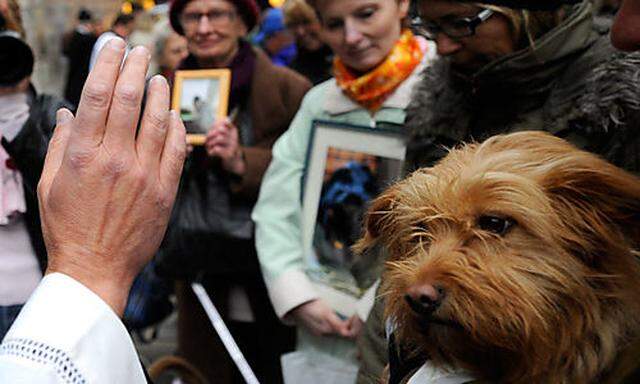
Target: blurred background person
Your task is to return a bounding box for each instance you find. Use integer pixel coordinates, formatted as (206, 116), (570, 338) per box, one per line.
(0, 25), (71, 339)
(252, 0), (436, 382)
(62, 8), (98, 108)
(152, 21), (189, 79)
(283, 0), (333, 84)
(89, 12), (137, 71)
(0, 0), (21, 36)
(253, 7), (297, 66)
(129, 2), (158, 51)
(157, 0), (311, 382)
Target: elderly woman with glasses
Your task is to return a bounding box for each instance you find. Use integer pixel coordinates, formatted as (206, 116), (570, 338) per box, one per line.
(159, 1), (311, 383)
(404, 0), (640, 173)
(355, 0), (640, 383)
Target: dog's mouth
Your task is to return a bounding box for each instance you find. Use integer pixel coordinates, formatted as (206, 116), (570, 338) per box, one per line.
(415, 315), (464, 332)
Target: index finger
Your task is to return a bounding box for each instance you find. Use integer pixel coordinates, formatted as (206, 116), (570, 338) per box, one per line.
(71, 38), (126, 148)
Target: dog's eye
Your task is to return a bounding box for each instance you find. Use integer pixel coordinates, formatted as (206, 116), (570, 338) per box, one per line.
(478, 216), (514, 235)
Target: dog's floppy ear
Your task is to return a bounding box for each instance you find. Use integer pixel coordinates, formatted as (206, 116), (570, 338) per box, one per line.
(353, 184), (400, 255)
(543, 148), (640, 256)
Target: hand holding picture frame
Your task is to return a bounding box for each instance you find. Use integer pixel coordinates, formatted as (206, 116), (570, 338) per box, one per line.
(172, 69), (231, 146)
(301, 120), (407, 316)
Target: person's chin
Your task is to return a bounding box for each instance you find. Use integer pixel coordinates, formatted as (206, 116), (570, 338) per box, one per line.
(194, 46), (228, 62)
(342, 52), (385, 73)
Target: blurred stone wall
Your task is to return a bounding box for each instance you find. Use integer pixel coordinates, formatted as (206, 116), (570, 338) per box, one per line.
(19, 0), (121, 96)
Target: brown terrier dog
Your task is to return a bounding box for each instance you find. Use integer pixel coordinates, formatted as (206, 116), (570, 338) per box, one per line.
(356, 132), (640, 383)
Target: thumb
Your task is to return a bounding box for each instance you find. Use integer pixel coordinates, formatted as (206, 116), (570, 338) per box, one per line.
(40, 109), (73, 193)
(326, 311), (350, 338)
(345, 315), (362, 339)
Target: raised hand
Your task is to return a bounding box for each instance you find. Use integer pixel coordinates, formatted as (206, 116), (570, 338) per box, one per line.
(205, 118), (245, 175)
(38, 39), (186, 316)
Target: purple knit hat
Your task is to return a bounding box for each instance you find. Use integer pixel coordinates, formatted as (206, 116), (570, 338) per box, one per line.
(170, 0), (260, 35)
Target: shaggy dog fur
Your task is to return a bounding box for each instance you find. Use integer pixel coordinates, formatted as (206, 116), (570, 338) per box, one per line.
(355, 131), (640, 383)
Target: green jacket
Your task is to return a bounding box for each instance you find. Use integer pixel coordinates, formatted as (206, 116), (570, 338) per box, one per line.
(357, 2), (640, 383)
(252, 68), (421, 321)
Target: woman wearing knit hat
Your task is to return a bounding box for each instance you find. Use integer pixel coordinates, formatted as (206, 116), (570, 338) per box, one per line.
(159, 1), (311, 383)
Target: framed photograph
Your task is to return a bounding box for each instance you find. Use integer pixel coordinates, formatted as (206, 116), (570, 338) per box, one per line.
(301, 120), (407, 314)
(172, 69), (231, 145)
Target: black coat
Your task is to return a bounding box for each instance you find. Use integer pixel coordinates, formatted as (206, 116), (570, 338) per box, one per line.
(1, 86), (72, 273)
(63, 28), (97, 107)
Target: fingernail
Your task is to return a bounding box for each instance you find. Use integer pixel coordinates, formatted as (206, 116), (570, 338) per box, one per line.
(150, 74), (168, 87)
(131, 45), (151, 59)
(56, 109), (72, 125)
(107, 37), (126, 51)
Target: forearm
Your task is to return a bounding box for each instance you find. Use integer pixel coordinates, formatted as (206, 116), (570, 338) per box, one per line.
(252, 105), (320, 318)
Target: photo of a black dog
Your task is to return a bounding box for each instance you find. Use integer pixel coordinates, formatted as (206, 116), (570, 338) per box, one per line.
(315, 160), (379, 269)
(312, 148), (403, 277)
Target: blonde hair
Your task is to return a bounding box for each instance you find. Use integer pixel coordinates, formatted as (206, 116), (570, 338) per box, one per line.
(479, 3), (564, 48)
(283, 0), (319, 26)
(1, 0), (24, 36)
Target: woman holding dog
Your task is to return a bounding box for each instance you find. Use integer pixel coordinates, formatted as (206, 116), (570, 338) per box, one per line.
(252, 0), (436, 382)
(356, 0), (640, 382)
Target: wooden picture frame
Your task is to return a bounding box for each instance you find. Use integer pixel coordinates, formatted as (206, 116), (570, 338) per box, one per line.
(172, 69), (231, 146)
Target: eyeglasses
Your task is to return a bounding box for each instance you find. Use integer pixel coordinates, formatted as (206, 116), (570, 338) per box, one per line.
(180, 9), (237, 30)
(411, 9), (494, 40)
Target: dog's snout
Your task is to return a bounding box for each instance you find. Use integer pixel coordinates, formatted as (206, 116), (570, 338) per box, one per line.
(404, 284), (444, 316)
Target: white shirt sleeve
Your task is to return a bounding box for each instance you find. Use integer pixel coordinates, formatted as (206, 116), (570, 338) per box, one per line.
(0, 273), (146, 384)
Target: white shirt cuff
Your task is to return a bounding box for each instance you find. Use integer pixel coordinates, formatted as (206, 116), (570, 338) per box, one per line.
(0, 273), (146, 384)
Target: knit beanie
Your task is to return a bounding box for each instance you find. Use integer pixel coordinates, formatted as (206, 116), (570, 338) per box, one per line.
(0, 32), (34, 87)
(170, 0), (260, 35)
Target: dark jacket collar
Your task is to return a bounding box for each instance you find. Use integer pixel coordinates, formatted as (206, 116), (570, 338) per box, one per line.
(179, 39), (256, 110)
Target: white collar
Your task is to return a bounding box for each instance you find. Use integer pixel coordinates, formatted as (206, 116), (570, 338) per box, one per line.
(323, 40), (437, 115)
(408, 362), (475, 384)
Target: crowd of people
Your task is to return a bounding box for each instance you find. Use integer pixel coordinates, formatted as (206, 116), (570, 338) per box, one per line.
(0, 0), (639, 383)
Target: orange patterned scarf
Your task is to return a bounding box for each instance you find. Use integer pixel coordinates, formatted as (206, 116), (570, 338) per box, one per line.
(333, 29), (424, 112)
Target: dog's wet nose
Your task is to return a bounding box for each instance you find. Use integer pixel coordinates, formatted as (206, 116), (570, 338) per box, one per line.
(404, 284), (444, 316)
